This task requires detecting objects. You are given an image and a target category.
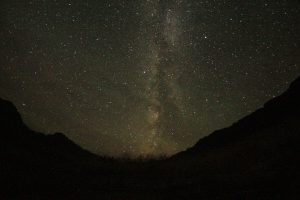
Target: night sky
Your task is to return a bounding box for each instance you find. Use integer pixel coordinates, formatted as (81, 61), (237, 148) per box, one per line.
(1, 0), (299, 157)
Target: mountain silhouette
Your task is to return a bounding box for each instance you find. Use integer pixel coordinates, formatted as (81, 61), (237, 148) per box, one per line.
(0, 97), (100, 162)
(165, 76), (300, 199)
(1, 76), (300, 199)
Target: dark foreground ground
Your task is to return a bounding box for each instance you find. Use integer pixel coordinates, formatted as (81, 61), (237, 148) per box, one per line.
(1, 77), (300, 199)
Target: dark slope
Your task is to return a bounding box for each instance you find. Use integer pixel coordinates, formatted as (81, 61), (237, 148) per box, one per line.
(0, 98), (114, 199)
(162, 76), (300, 199)
(177, 76), (300, 166)
(0, 76), (299, 199)
(0, 97), (100, 163)
(184, 76), (300, 154)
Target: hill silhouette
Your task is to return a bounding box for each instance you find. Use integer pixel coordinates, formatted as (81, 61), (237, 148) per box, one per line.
(1, 77), (300, 199)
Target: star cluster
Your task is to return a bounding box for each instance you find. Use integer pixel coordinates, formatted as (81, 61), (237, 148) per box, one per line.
(1, 0), (299, 157)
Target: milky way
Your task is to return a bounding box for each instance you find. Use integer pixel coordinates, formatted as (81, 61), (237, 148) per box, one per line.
(1, 0), (299, 157)
(137, 0), (186, 155)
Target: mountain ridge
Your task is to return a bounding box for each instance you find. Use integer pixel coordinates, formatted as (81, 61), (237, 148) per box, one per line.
(173, 76), (300, 157)
(1, 76), (300, 199)
(1, 76), (300, 159)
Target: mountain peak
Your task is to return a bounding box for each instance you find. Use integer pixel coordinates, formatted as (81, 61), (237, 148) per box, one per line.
(0, 98), (28, 139)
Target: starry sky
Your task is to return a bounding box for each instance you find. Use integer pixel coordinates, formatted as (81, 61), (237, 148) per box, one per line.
(1, 0), (300, 157)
